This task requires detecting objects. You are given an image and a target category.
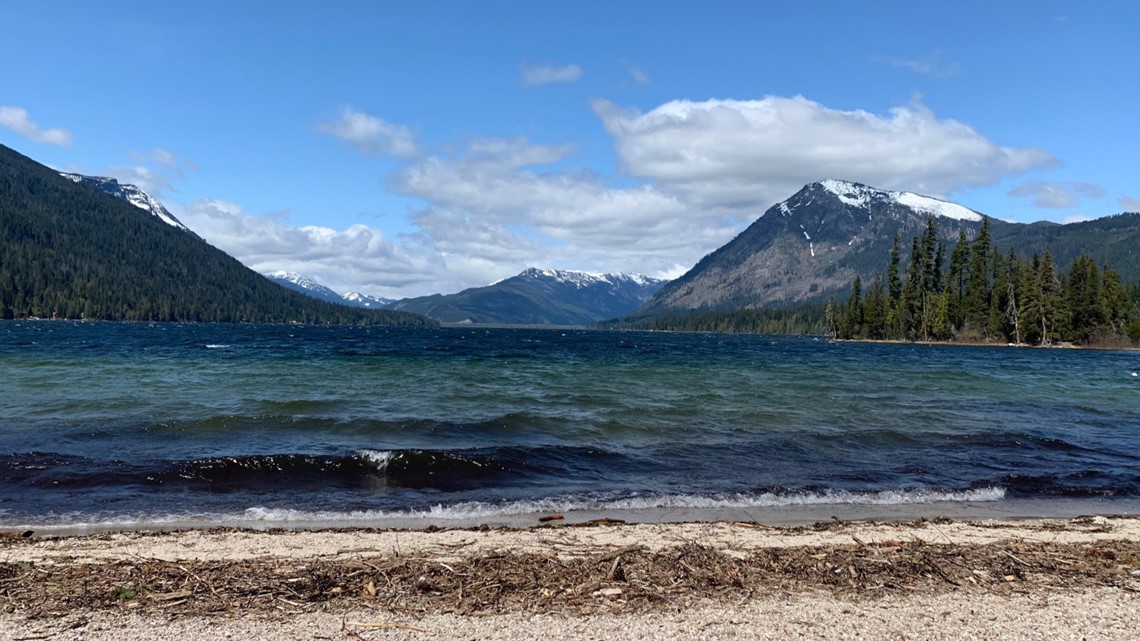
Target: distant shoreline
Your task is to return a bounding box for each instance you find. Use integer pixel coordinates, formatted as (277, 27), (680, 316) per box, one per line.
(837, 336), (1140, 352)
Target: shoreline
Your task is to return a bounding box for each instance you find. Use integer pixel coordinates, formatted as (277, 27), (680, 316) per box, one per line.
(6, 494), (1140, 537)
(2, 516), (1138, 639)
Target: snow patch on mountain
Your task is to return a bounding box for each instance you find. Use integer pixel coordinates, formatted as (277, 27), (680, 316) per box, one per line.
(343, 292), (395, 308)
(521, 267), (660, 289)
(60, 172), (191, 231)
(818, 179), (982, 221)
(265, 272), (395, 308)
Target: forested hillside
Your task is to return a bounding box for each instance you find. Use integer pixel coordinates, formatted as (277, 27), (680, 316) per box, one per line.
(0, 145), (434, 326)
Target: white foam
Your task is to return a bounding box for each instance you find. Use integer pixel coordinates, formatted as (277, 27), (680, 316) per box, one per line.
(0, 488), (1010, 532)
(356, 449), (395, 471)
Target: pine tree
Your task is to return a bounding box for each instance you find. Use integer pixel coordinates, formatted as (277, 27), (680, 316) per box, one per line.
(1039, 252), (1063, 344)
(1018, 254), (1043, 345)
(1067, 255), (1105, 343)
(1102, 264), (1129, 334)
(825, 296), (839, 339)
(887, 233), (902, 304)
(945, 229), (970, 332)
(964, 216), (992, 334)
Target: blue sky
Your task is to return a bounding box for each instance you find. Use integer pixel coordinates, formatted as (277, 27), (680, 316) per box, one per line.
(3, 1), (1137, 298)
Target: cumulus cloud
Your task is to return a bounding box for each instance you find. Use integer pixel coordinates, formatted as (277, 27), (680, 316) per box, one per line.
(592, 95), (1055, 211)
(520, 63), (583, 86)
(1120, 196), (1140, 212)
(1007, 180), (1105, 208)
(0, 106), (72, 146)
(871, 51), (961, 77)
(385, 136), (738, 288)
(171, 199), (447, 297)
(174, 95), (1064, 299)
(317, 106), (417, 156)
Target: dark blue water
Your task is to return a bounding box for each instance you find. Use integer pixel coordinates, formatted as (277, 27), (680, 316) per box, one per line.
(1, 321), (1139, 528)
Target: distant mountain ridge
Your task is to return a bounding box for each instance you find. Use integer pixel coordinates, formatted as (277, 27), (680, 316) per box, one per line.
(643, 179), (1140, 313)
(264, 271), (396, 308)
(390, 267), (667, 324)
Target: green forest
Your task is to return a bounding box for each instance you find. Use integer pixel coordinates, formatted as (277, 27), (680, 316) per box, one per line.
(829, 217), (1140, 346)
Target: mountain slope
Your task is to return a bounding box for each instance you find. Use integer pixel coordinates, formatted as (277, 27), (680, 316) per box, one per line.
(645, 180), (1140, 312)
(0, 144), (433, 325)
(60, 173), (192, 232)
(391, 268), (666, 324)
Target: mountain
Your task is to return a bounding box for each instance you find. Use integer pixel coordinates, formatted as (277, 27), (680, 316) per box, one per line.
(265, 271), (352, 305)
(0, 144), (433, 326)
(60, 172), (192, 233)
(644, 179), (1140, 312)
(265, 272), (395, 308)
(342, 291), (396, 308)
(390, 268), (667, 324)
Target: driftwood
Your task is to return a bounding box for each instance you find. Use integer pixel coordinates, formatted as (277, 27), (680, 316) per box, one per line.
(0, 539), (1136, 618)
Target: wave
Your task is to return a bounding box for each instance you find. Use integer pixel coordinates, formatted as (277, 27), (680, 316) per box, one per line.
(0, 487), (1010, 530)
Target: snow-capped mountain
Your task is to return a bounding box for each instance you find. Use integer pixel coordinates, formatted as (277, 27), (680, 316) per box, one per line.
(265, 271), (346, 305)
(60, 172), (191, 232)
(813, 179), (982, 222)
(645, 180), (991, 311)
(391, 267), (667, 325)
(265, 272), (395, 308)
(342, 291), (396, 308)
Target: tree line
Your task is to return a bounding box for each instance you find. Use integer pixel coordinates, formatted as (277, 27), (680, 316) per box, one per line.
(828, 217), (1140, 345)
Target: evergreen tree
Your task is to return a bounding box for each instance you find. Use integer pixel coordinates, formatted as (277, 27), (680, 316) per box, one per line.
(887, 233), (902, 304)
(964, 216), (992, 334)
(861, 279), (889, 340)
(1067, 254), (1104, 343)
(901, 237), (923, 339)
(843, 275), (864, 339)
(1018, 254), (1043, 345)
(945, 229), (970, 331)
(825, 296), (839, 339)
(987, 248), (1009, 340)
(1102, 264), (1129, 333)
(1039, 252), (1064, 344)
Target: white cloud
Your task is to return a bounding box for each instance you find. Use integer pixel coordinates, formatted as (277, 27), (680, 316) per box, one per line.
(169, 95), (1065, 299)
(0, 106), (72, 146)
(592, 96), (1056, 211)
(172, 199), (447, 297)
(1120, 196), (1140, 212)
(871, 51), (961, 77)
(1007, 180), (1104, 208)
(317, 106), (417, 157)
(520, 63), (583, 86)
(390, 137), (734, 282)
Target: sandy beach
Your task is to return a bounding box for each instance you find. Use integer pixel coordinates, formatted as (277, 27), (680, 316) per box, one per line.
(2, 516), (1138, 640)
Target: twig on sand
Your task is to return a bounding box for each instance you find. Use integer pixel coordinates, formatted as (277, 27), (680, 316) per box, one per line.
(343, 613), (428, 634)
(597, 544), (644, 563)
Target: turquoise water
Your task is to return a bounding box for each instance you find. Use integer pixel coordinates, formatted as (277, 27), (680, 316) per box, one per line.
(1, 321), (1138, 529)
